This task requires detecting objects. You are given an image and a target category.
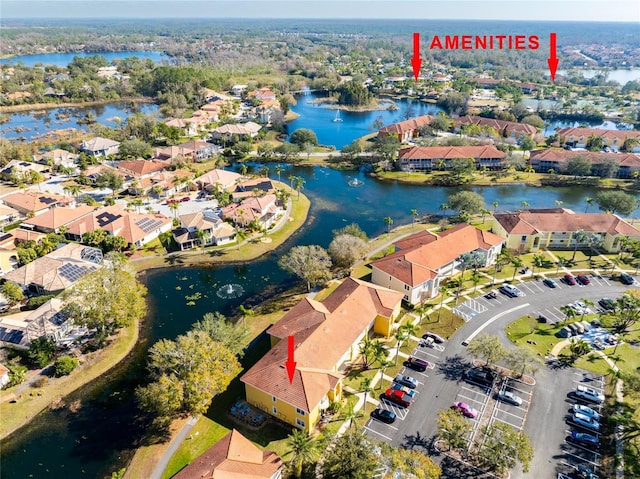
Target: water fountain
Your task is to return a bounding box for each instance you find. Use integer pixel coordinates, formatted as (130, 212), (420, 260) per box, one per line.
(216, 283), (245, 299)
(347, 177), (364, 187)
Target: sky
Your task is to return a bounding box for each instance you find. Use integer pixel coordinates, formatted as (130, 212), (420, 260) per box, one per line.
(2, 0), (639, 22)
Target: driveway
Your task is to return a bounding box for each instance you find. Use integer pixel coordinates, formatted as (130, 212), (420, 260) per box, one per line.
(365, 275), (631, 479)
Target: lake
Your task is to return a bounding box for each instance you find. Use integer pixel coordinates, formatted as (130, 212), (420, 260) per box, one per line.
(0, 51), (170, 68)
(1, 102), (160, 141)
(0, 163), (624, 479)
(558, 69), (640, 85)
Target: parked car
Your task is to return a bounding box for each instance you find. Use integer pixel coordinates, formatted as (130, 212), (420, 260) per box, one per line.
(572, 412), (600, 432)
(575, 385), (605, 404)
(422, 332), (445, 343)
(570, 301), (592, 315)
(576, 274), (591, 285)
(498, 390), (523, 406)
(499, 284), (524, 297)
(452, 401), (478, 418)
(573, 404), (602, 421)
(543, 278), (558, 288)
(464, 367), (497, 387)
(564, 273), (577, 285)
(570, 431), (599, 449)
(620, 273), (634, 285)
(390, 382), (416, 398)
(394, 374), (417, 389)
(180, 196), (191, 202)
(484, 290), (498, 299)
(598, 298), (616, 311)
(406, 357), (429, 372)
(371, 408), (396, 424)
(384, 388), (413, 407)
(572, 464), (597, 479)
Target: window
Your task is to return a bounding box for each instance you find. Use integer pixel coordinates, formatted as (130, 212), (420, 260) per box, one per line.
(272, 396), (277, 402)
(296, 408), (305, 416)
(521, 235), (527, 241)
(403, 295), (409, 301)
(389, 275), (392, 281)
(404, 284), (410, 291)
(273, 406), (278, 415)
(296, 418), (305, 428)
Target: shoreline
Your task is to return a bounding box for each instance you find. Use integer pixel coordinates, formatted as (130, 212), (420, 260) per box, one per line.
(0, 96), (156, 114)
(307, 96), (396, 112)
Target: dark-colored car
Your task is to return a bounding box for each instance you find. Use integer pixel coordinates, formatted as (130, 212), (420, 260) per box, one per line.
(406, 357), (429, 372)
(564, 273), (577, 285)
(620, 273), (634, 285)
(393, 374), (417, 389)
(371, 408), (396, 424)
(570, 431), (599, 449)
(598, 298), (615, 311)
(464, 367), (497, 387)
(181, 196), (191, 202)
(542, 278), (557, 288)
(422, 332), (445, 343)
(576, 274), (591, 285)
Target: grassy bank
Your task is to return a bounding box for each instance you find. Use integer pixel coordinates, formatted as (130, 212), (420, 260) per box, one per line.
(0, 96), (156, 113)
(0, 317), (139, 440)
(130, 189), (310, 273)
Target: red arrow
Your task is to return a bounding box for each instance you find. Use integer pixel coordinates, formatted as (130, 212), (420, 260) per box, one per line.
(547, 32), (559, 82)
(285, 335), (296, 384)
(411, 32), (422, 81)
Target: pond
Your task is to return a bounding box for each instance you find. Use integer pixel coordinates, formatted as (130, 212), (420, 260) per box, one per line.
(558, 68), (640, 85)
(0, 51), (171, 68)
(1, 165), (637, 479)
(1, 102), (160, 141)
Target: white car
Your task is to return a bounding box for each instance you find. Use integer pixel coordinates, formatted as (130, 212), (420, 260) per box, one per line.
(498, 390), (523, 406)
(573, 404), (602, 421)
(500, 284), (525, 297)
(576, 385), (605, 404)
(572, 412), (600, 432)
(570, 301), (592, 315)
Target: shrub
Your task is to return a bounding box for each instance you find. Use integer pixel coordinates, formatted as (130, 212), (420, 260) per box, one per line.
(53, 355), (79, 377)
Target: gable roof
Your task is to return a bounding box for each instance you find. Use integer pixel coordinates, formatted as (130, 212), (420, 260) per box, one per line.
(494, 209), (640, 236)
(556, 127), (640, 142)
(456, 115), (537, 135)
(21, 205), (96, 231)
(243, 278), (403, 412)
(529, 149), (640, 167)
(117, 159), (166, 177)
(1, 190), (69, 213)
(195, 169), (242, 189)
(372, 224), (505, 286)
(173, 429), (282, 479)
(398, 145), (505, 160)
(81, 137), (120, 152)
(379, 115), (433, 136)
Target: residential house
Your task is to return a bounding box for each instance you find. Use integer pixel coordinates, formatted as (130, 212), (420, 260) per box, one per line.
(492, 208), (640, 253)
(172, 210), (236, 250)
(242, 277), (404, 432)
(371, 224), (505, 304)
(248, 87), (277, 102)
(194, 169), (242, 192)
(455, 115), (538, 140)
(556, 127), (640, 152)
(131, 170), (193, 198)
(398, 145), (506, 172)
(0, 228), (47, 275)
(82, 164), (127, 186)
(221, 194), (280, 229)
(469, 78), (540, 94)
(163, 118), (199, 137)
(20, 205), (96, 234)
(1, 190), (71, 216)
(153, 145), (197, 164)
(116, 159), (167, 194)
(210, 122), (262, 141)
(80, 137), (120, 158)
(230, 178), (276, 201)
(231, 84), (248, 96)
(173, 429), (283, 479)
(34, 149), (78, 170)
(202, 88), (231, 102)
(529, 149), (640, 177)
(0, 160), (50, 181)
(378, 115), (434, 143)
(65, 206), (173, 248)
(173, 140), (217, 162)
(3, 243), (103, 295)
(0, 363), (9, 388)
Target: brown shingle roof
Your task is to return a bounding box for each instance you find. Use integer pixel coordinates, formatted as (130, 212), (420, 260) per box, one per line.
(173, 429), (282, 479)
(494, 209), (640, 236)
(243, 278), (403, 413)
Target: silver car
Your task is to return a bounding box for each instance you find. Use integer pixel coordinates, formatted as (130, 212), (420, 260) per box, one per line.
(498, 390), (523, 406)
(576, 385), (605, 404)
(573, 404), (601, 421)
(572, 412), (600, 432)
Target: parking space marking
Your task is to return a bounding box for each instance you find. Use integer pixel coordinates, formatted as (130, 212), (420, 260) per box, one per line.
(457, 394), (485, 406)
(365, 419), (398, 431)
(379, 400), (409, 419)
(364, 425), (394, 441)
(402, 367), (429, 378)
(492, 416), (522, 430)
(413, 348), (441, 360)
(564, 450), (601, 467)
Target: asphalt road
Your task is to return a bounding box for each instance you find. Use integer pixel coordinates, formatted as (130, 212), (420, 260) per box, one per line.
(364, 273), (631, 479)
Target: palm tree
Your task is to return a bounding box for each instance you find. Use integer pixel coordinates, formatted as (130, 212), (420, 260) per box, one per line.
(239, 164), (249, 176)
(555, 200), (564, 207)
(359, 337), (375, 369)
(63, 184), (82, 198)
(414, 303), (430, 324)
(480, 208), (490, 224)
(238, 304), (254, 330)
(410, 209), (419, 228)
(520, 201), (529, 210)
(402, 321), (420, 342)
(436, 283), (450, 322)
(531, 253), (545, 276)
(580, 298), (595, 320)
(195, 229), (209, 254)
(511, 256), (524, 281)
(168, 201), (179, 218)
(376, 358), (391, 390)
(287, 429), (316, 479)
(394, 328), (407, 366)
(439, 203), (449, 217)
(292, 176), (305, 199)
(571, 230), (590, 260)
(259, 166), (270, 178)
(235, 228), (247, 250)
(560, 305), (578, 324)
(493, 249), (512, 284)
(471, 271), (482, 291)
(274, 164), (283, 182)
(359, 377), (372, 414)
(492, 200), (499, 212)
(383, 216), (393, 234)
(584, 196), (594, 213)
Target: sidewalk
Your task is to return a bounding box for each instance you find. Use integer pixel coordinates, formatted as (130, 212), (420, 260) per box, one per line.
(149, 416), (198, 479)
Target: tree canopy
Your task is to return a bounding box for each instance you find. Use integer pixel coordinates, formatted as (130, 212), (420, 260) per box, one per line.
(337, 82), (373, 106)
(320, 432), (379, 479)
(595, 190), (637, 216)
(278, 245), (332, 291)
(289, 128), (318, 147)
(478, 422), (534, 474)
(566, 155), (592, 177)
(328, 234), (369, 268)
(448, 190), (485, 216)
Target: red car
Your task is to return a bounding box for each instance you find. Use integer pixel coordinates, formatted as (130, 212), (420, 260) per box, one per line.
(564, 273), (577, 285)
(576, 274), (591, 285)
(452, 401), (478, 418)
(180, 196), (191, 202)
(384, 388), (414, 407)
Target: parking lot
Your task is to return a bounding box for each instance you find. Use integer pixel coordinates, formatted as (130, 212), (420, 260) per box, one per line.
(490, 377), (534, 432)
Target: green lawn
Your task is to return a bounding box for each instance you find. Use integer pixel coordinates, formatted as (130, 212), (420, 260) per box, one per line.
(416, 309), (465, 341)
(505, 315), (566, 357)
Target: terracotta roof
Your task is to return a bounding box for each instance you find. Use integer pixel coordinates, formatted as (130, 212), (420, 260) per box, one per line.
(1, 190), (69, 213)
(398, 145), (505, 160)
(117, 159), (166, 177)
(173, 429), (282, 479)
(494, 209), (640, 237)
(556, 128), (640, 142)
(456, 115), (537, 134)
(81, 137), (120, 152)
(212, 122), (262, 136)
(529, 149), (640, 167)
(379, 115), (433, 135)
(195, 169), (242, 189)
(243, 278), (403, 412)
(372, 224), (505, 286)
(0, 363), (8, 377)
(22, 205), (96, 231)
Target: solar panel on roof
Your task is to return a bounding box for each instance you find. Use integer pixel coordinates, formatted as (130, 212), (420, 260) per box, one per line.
(96, 212), (122, 227)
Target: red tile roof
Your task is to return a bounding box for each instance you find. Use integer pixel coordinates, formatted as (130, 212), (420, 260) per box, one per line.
(557, 128), (640, 142)
(529, 149), (640, 167)
(456, 115), (537, 135)
(379, 115), (433, 136)
(398, 145), (505, 160)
